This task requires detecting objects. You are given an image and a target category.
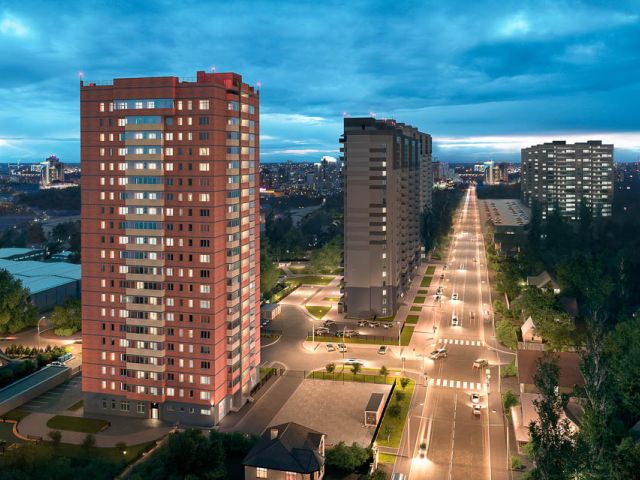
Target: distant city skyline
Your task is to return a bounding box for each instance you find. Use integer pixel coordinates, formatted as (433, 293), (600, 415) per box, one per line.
(1, 1), (640, 163)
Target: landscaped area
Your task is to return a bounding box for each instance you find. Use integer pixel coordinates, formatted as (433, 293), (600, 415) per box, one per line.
(308, 370), (395, 384)
(46, 415), (110, 434)
(410, 306), (422, 312)
(420, 276), (433, 288)
(405, 315), (419, 325)
(426, 265), (436, 275)
(400, 326), (415, 345)
(309, 332), (413, 346)
(306, 305), (332, 319)
(2, 409), (31, 422)
(323, 297), (341, 302)
(414, 296), (426, 304)
(375, 378), (416, 448)
(287, 275), (334, 286)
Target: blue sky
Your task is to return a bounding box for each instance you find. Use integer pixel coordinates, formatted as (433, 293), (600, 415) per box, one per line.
(1, 0), (639, 163)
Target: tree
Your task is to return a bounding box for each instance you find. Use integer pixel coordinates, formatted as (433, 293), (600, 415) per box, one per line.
(400, 377), (409, 390)
(350, 362), (361, 376)
(259, 240), (280, 295)
(51, 298), (82, 336)
(496, 319), (517, 350)
(379, 365), (389, 381)
(576, 317), (618, 478)
(368, 468), (388, 480)
(388, 404), (401, 418)
(610, 436), (640, 480)
(381, 425), (392, 442)
(395, 391), (405, 403)
(605, 317), (640, 420)
(325, 441), (371, 472)
(82, 434), (96, 450)
(0, 269), (38, 334)
(527, 358), (577, 480)
(307, 240), (342, 274)
(47, 430), (62, 445)
(115, 441), (127, 454)
(325, 363), (335, 375)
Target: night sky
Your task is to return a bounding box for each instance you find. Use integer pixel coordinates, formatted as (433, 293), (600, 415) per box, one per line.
(1, 0), (639, 163)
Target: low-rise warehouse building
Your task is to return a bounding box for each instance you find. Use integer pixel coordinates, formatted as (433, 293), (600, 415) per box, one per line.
(0, 259), (80, 310)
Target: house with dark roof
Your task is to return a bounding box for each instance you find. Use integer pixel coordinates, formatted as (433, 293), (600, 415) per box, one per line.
(243, 422), (326, 480)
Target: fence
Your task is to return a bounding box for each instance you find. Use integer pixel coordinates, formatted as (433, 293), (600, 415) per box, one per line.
(307, 332), (400, 345)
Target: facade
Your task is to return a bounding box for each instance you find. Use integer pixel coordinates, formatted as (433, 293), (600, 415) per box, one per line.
(39, 155), (65, 186)
(342, 117), (432, 318)
(521, 140), (614, 219)
(80, 71), (260, 427)
(243, 422), (326, 480)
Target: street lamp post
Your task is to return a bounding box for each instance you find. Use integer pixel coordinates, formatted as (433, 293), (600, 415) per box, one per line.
(37, 316), (45, 350)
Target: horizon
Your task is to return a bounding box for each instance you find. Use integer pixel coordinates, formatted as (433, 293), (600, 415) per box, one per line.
(1, 1), (640, 163)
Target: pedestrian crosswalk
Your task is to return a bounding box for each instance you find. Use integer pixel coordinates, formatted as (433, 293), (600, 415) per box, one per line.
(429, 378), (486, 392)
(438, 338), (483, 347)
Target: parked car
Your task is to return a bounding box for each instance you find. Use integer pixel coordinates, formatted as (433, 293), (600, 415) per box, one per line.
(337, 343), (348, 353)
(429, 347), (447, 359)
(451, 314), (460, 326)
(377, 345), (388, 355)
(368, 321), (378, 328)
(315, 327), (330, 335)
(326, 343), (335, 352)
(471, 393), (480, 404)
(357, 321), (367, 327)
(382, 322), (392, 329)
(49, 361), (64, 367)
(323, 320), (336, 327)
(260, 319), (270, 327)
(451, 292), (458, 300)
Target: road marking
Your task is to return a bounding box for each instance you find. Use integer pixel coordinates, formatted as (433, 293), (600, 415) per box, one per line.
(428, 378), (486, 392)
(438, 338), (483, 347)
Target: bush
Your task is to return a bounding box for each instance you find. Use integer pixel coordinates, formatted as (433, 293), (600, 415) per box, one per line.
(501, 360), (518, 377)
(496, 319), (518, 350)
(54, 328), (76, 337)
(82, 434), (96, 450)
(47, 430), (62, 445)
(388, 404), (401, 418)
(395, 391), (405, 403)
(502, 390), (519, 412)
(400, 377), (410, 390)
(511, 456), (524, 470)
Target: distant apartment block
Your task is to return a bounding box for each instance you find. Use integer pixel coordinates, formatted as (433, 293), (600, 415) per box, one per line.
(521, 140), (614, 219)
(341, 117), (432, 318)
(80, 71), (260, 426)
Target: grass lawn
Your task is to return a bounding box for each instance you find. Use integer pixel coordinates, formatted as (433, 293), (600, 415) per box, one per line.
(378, 453), (397, 465)
(418, 289), (428, 294)
(67, 400), (84, 411)
(288, 275), (334, 286)
(414, 296), (426, 304)
(410, 306), (422, 312)
(0, 422), (26, 445)
(426, 265), (436, 275)
(46, 415), (110, 434)
(400, 326), (415, 346)
(420, 276), (433, 288)
(48, 440), (155, 464)
(288, 265), (306, 273)
(2, 409), (31, 422)
(323, 297), (341, 302)
(376, 378), (416, 448)
(405, 315), (419, 325)
(306, 305), (332, 319)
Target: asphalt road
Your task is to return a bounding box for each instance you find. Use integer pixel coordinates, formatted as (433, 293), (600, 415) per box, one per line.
(394, 186), (510, 480)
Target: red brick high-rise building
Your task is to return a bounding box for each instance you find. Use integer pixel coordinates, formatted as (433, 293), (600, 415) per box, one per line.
(80, 71), (260, 426)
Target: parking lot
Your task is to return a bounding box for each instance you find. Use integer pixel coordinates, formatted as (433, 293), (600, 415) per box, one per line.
(269, 379), (391, 446)
(21, 375), (82, 413)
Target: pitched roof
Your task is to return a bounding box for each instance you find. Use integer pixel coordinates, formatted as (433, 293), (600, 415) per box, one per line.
(243, 422), (325, 473)
(526, 270), (559, 290)
(517, 349), (584, 390)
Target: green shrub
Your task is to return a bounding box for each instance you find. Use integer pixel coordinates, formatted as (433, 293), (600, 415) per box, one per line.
(496, 319), (517, 350)
(501, 360), (518, 377)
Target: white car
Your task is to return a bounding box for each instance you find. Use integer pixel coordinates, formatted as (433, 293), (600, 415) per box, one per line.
(382, 323), (392, 329)
(459, 264), (464, 270)
(337, 343), (348, 353)
(471, 393), (480, 404)
(357, 321), (367, 327)
(344, 358), (362, 365)
(473, 404), (481, 416)
(451, 314), (460, 326)
(451, 292), (458, 300)
(326, 343), (335, 352)
(377, 345), (388, 355)
(429, 347), (447, 359)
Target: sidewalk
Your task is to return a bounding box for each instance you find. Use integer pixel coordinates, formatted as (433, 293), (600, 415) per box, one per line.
(17, 410), (172, 447)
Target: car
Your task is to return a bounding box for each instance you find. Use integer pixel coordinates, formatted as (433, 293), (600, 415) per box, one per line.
(429, 347), (447, 359)
(337, 343), (348, 353)
(473, 359), (488, 369)
(451, 292), (458, 300)
(443, 264), (448, 270)
(439, 274), (445, 280)
(471, 393), (480, 404)
(459, 263), (464, 270)
(368, 321), (378, 328)
(451, 314), (460, 326)
(357, 321), (367, 327)
(49, 361), (64, 367)
(326, 343), (335, 352)
(436, 286), (443, 295)
(470, 311), (475, 320)
(392, 474), (406, 480)
(473, 404), (481, 416)
(315, 327), (330, 335)
(382, 322), (393, 329)
(344, 358), (362, 365)
(435, 295), (441, 302)
(323, 320), (336, 327)
(377, 345), (388, 355)
(260, 318), (270, 327)
(419, 441), (427, 459)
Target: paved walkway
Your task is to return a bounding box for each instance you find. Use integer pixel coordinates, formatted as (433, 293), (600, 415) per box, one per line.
(17, 410), (172, 447)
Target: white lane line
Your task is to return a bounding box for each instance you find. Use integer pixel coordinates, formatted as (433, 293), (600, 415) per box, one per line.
(436, 378), (441, 386)
(463, 381), (468, 389)
(456, 380), (461, 388)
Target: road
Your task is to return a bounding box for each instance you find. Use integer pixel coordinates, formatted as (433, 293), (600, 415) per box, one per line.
(393, 185), (510, 480)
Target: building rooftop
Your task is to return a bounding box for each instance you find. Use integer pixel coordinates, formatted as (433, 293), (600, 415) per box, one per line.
(479, 199), (530, 227)
(0, 248), (41, 259)
(0, 259), (80, 294)
(243, 422), (324, 474)
(517, 349), (583, 390)
(365, 393), (384, 412)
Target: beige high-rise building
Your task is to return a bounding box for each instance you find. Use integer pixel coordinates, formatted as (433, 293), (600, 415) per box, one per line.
(341, 117), (432, 318)
(521, 140), (614, 220)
